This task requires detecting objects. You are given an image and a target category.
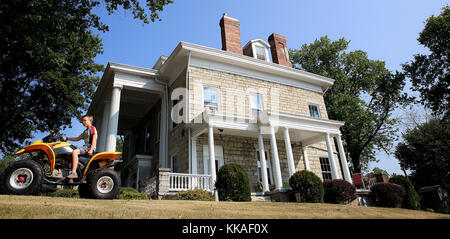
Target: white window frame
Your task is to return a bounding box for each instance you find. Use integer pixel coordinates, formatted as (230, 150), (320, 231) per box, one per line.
(319, 156), (332, 180)
(250, 41), (270, 62)
(308, 103), (321, 118)
(202, 145), (224, 175)
(256, 149), (274, 185)
(202, 85), (221, 113)
(249, 93), (264, 116)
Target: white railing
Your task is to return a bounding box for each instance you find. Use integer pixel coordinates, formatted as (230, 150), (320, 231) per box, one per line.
(368, 177), (378, 188)
(169, 173), (212, 192)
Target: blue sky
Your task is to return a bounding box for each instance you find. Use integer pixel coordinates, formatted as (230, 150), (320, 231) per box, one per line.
(31, 0), (447, 175)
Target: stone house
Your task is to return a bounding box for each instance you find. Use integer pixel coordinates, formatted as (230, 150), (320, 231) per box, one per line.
(87, 14), (352, 200)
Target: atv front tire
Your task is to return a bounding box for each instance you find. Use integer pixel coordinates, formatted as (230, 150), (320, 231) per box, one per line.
(2, 160), (43, 195)
(87, 169), (120, 199)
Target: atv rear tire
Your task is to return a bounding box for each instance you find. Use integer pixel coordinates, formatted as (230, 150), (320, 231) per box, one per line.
(2, 160), (43, 195)
(87, 169), (120, 199)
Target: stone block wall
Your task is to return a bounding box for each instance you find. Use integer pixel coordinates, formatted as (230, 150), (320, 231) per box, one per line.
(188, 66), (329, 122)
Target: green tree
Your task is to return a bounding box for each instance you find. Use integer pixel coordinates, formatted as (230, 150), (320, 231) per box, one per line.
(0, 0), (173, 153)
(395, 119), (450, 191)
(402, 6), (449, 119)
(369, 167), (390, 178)
(290, 37), (410, 173)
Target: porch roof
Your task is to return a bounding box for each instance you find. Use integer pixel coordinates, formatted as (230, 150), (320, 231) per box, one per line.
(188, 110), (344, 146)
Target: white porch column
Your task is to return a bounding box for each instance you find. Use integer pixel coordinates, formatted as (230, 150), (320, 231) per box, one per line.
(258, 133), (270, 193)
(191, 137), (198, 174)
(269, 126), (283, 190)
(208, 125), (218, 201)
(159, 91), (168, 168)
(336, 134), (352, 183)
(105, 86), (122, 152)
(325, 133), (340, 179)
(302, 146), (311, 171)
(98, 100), (110, 152)
(283, 127), (296, 177)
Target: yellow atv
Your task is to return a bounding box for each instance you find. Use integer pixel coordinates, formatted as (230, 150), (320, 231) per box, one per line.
(2, 131), (122, 199)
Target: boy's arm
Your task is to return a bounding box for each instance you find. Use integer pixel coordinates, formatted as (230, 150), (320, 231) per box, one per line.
(88, 133), (97, 155)
(65, 136), (81, 141)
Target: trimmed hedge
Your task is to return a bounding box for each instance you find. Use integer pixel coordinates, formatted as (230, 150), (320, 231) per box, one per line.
(323, 179), (357, 204)
(215, 163), (251, 202)
(289, 170), (324, 203)
(370, 183), (405, 208)
(389, 175), (421, 210)
(175, 189), (214, 201)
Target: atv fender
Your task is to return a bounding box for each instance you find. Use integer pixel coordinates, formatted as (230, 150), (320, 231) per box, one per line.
(15, 143), (56, 172)
(83, 152), (121, 176)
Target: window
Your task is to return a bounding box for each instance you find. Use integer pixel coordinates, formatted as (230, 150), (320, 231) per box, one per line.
(172, 99), (179, 129)
(309, 104), (320, 118)
(254, 45), (267, 61)
(250, 93), (263, 116)
(256, 150), (273, 185)
(203, 86), (219, 112)
(171, 154), (179, 173)
(319, 157), (332, 180)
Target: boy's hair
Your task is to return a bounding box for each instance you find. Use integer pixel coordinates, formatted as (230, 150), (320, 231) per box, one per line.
(82, 114), (94, 122)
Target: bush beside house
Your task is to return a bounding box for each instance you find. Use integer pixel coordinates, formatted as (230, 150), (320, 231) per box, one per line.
(323, 179), (357, 204)
(370, 183), (405, 208)
(215, 163), (251, 202)
(289, 170), (324, 203)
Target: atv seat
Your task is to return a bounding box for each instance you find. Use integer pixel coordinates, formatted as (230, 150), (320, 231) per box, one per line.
(78, 152), (99, 166)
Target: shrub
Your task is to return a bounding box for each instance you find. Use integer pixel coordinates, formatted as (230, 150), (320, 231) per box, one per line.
(389, 175), (421, 210)
(215, 163), (251, 202)
(175, 189), (214, 201)
(323, 179), (357, 204)
(370, 183), (405, 208)
(52, 189), (79, 198)
(289, 170), (324, 203)
(117, 187), (148, 200)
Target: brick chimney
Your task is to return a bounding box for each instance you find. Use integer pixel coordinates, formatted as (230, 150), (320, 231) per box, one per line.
(219, 14), (243, 54)
(268, 33), (292, 67)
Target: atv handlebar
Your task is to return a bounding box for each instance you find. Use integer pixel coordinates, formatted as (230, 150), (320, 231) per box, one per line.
(42, 129), (65, 143)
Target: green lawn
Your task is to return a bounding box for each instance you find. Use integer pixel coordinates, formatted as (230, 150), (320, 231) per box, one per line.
(0, 195), (449, 219)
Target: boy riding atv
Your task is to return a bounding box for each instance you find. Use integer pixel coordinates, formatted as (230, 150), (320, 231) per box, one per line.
(1, 115), (122, 199)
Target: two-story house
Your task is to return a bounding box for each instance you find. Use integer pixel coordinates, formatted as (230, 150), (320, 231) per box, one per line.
(87, 14), (352, 201)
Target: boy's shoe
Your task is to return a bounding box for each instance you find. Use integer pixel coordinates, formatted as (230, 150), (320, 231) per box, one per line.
(67, 171), (78, 179)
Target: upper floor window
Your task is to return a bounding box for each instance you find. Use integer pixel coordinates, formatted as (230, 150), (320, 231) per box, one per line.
(243, 39), (270, 62)
(250, 93), (263, 116)
(203, 86), (220, 112)
(309, 104), (320, 118)
(254, 45), (267, 61)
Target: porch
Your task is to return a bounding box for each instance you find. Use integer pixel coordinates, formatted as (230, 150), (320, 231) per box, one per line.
(157, 110), (353, 201)
(88, 62), (169, 189)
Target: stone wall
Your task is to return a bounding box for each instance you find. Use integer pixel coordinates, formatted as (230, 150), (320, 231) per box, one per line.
(188, 66), (329, 121)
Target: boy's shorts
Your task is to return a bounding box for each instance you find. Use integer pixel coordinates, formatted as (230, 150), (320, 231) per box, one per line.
(78, 145), (95, 155)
